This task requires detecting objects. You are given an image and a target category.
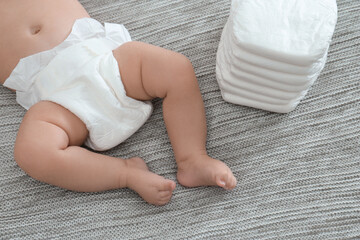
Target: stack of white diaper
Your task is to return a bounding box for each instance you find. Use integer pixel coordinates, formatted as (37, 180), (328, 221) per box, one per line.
(216, 0), (338, 113)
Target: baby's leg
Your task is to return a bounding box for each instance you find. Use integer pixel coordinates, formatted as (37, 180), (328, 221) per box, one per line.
(14, 101), (175, 206)
(114, 42), (237, 189)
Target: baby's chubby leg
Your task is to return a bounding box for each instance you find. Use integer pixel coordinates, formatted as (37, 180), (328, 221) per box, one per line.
(14, 101), (175, 206)
(114, 42), (237, 190)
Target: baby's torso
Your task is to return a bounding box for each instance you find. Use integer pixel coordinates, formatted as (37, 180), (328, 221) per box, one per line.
(0, 0), (89, 84)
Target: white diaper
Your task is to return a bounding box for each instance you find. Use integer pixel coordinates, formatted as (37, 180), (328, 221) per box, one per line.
(4, 18), (153, 151)
(216, 0), (338, 113)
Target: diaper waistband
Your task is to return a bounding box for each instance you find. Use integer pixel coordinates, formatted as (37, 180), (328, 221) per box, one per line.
(4, 18), (131, 92)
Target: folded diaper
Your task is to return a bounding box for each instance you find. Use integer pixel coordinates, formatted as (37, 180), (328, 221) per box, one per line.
(216, 0), (338, 113)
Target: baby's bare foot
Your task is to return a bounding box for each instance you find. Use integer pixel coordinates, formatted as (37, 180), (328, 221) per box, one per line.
(177, 154), (237, 190)
(125, 158), (176, 206)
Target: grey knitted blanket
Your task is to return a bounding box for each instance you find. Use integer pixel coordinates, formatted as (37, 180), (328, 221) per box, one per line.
(1, 0), (359, 239)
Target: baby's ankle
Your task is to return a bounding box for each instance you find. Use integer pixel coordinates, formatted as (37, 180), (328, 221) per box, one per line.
(176, 149), (208, 165)
(123, 157), (149, 188)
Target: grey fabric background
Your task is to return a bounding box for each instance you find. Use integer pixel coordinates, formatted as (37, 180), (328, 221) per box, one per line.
(1, 0), (359, 239)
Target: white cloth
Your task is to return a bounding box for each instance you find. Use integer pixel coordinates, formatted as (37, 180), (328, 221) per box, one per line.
(4, 18), (153, 151)
(216, 0), (338, 113)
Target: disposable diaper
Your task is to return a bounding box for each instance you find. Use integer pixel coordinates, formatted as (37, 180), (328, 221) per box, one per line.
(4, 18), (153, 151)
(216, 0), (338, 113)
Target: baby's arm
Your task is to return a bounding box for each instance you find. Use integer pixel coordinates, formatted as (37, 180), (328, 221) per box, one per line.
(14, 101), (127, 192)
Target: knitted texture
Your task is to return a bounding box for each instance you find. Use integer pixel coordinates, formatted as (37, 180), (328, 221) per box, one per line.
(1, 0), (359, 239)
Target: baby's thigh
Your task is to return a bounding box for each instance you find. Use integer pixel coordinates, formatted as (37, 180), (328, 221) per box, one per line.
(112, 41), (153, 101)
(112, 41), (191, 101)
(21, 101), (88, 146)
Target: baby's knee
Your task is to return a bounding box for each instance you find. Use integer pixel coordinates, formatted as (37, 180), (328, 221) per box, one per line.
(14, 141), (43, 181)
(170, 53), (198, 88)
(173, 53), (194, 75)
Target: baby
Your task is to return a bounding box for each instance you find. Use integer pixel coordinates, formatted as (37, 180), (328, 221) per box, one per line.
(0, 0), (236, 205)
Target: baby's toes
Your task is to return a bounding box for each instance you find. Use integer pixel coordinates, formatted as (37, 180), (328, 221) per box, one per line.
(227, 174), (237, 190)
(160, 180), (176, 192)
(159, 190), (172, 199)
(153, 181), (175, 205)
(215, 173), (228, 189)
(216, 170), (236, 190)
(153, 189), (173, 206)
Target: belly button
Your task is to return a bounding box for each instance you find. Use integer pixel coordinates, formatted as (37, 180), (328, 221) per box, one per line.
(30, 25), (42, 35)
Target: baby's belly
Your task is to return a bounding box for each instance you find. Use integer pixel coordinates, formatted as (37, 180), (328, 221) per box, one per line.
(0, 0), (90, 84)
